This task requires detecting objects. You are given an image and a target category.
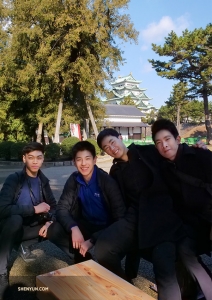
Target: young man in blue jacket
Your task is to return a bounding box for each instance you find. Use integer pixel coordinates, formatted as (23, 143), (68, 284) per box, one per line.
(47, 141), (125, 263)
(0, 142), (56, 299)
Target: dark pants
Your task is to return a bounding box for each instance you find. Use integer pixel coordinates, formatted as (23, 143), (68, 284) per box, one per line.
(95, 225), (181, 299)
(47, 219), (107, 263)
(177, 237), (212, 300)
(95, 218), (137, 280)
(0, 215), (43, 274)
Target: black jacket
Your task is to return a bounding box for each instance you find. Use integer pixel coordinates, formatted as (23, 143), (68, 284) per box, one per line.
(0, 168), (56, 220)
(56, 166), (126, 238)
(161, 143), (212, 253)
(110, 143), (184, 249)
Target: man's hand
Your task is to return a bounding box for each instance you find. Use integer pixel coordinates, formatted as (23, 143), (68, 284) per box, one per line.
(192, 140), (208, 150)
(71, 226), (84, 249)
(39, 221), (52, 238)
(34, 202), (50, 214)
(79, 239), (94, 257)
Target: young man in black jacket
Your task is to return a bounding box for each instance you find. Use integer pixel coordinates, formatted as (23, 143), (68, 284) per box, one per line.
(95, 128), (211, 300)
(0, 142), (56, 298)
(47, 141), (125, 263)
(151, 119), (212, 298)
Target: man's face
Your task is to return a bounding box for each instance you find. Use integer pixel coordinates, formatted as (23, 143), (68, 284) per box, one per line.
(23, 150), (44, 177)
(74, 150), (96, 182)
(154, 129), (181, 161)
(101, 135), (128, 161)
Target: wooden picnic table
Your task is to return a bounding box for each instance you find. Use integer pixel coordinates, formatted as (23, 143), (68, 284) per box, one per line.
(36, 259), (154, 300)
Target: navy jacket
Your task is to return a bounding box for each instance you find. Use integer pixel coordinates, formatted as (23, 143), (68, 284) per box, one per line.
(56, 166), (126, 241)
(0, 168), (56, 220)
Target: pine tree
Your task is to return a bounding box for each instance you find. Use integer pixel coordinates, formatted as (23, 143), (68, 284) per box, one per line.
(149, 24), (212, 143)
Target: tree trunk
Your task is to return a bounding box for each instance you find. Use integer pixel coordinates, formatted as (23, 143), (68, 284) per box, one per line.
(54, 98), (63, 143)
(86, 100), (98, 139)
(36, 122), (43, 143)
(176, 105), (181, 136)
(202, 89), (212, 145)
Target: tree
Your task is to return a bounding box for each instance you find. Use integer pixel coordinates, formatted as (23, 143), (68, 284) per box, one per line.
(1, 0), (138, 142)
(157, 105), (176, 122)
(149, 24), (212, 143)
(141, 109), (157, 125)
(166, 82), (189, 134)
(158, 100), (205, 124)
(120, 95), (136, 106)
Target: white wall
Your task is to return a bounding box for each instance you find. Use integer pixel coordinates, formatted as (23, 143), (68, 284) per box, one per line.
(105, 117), (142, 123)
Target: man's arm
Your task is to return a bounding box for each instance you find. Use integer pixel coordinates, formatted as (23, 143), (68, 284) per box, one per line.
(101, 173), (126, 221)
(42, 180), (57, 221)
(0, 173), (35, 219)
(56, 175), (79, 233)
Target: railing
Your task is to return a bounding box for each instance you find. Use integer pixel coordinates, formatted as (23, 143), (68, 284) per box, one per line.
(123, 137), (154, 146)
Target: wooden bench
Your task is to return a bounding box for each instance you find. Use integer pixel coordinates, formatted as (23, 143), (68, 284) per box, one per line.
(36, 260), (154, 300)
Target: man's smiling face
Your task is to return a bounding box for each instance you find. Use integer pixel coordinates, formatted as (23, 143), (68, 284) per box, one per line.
(101, 135), (128, 161)
(74, 150), (96, 182)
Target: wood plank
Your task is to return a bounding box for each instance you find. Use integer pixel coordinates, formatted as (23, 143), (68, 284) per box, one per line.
(36, 260), (154, 300)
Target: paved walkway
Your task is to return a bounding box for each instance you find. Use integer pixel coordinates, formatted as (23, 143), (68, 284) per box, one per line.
(0, 157), (211, 299)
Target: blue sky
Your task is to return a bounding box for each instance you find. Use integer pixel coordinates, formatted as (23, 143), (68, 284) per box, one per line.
(111, 0), (212, 109)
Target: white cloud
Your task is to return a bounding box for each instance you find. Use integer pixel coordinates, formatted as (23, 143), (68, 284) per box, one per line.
(141, 63), (153, 73)
(140, 45), (148, 51)
(140, 14), (190, 48)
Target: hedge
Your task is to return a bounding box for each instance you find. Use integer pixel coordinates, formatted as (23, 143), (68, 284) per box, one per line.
(86, 138), (101, 155)
(60, 137), (79, 157)
(0, 141), (14, 160)
(10, 142), (28, 160)
(45, 143), (61, 160)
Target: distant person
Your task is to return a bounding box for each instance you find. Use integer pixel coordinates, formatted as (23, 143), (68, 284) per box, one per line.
(95, 128), (211, 300)
(47, 141), (125, 263)
(0, 142), (56, 299)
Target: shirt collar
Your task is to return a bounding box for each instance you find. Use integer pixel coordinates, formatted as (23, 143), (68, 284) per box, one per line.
(76, 165), (97, 186)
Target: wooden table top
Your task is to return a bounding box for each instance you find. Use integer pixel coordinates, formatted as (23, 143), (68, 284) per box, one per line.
(36, 260), (154, 300)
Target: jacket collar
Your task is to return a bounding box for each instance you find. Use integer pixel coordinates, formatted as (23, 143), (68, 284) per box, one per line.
(112, 143), (138, 165)
(20, 166), (49, 185)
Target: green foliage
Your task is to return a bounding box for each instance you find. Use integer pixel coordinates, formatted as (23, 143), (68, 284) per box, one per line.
(45, 143), (61, 161)
(157, 105), (176, 122)
(120, 96), (136, 106)
(141, 109), (158, 125)
(61, 137), (79, 157)
(149, 24), (212, 143)
(10, 142), (27, 160)
(0, 0), (138, 141)
(158, 100), (205, 124)
(86, 138), (101, 156)
(0, 141), (14, 160)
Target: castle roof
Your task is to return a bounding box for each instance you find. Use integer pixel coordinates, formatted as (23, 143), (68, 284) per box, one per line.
(111, 73), (141, 85)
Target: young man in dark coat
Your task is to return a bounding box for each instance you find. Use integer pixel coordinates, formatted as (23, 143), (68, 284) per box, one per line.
(95, 128), (212, 300)
(47, 141), (125, 263)
(0, 142), (56, 298)
(151, 119), (212, 297)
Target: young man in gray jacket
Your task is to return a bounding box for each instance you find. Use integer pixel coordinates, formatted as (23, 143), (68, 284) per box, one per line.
(47, 141), (125, 263)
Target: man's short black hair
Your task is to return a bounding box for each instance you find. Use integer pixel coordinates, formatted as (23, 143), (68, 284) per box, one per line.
(22, 142), (44, 155)
(97, 128), (119, 149)
(152, 119), (179, 142)
(72, 141), (96, 159)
